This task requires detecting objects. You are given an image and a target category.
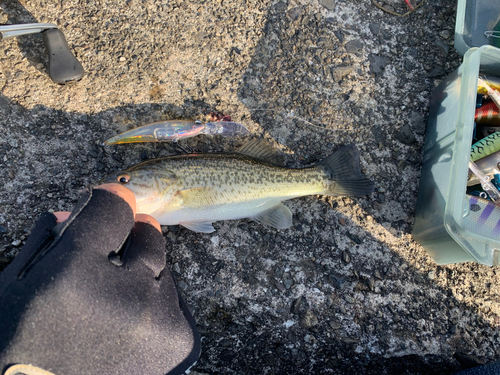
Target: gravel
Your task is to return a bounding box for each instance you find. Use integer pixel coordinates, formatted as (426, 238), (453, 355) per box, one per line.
(1, 0), (500, 374)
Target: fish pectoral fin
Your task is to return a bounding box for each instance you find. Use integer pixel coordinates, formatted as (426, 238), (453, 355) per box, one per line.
(237, 138), (285, 165)
(180, 221), (216, 233)
(252, 203), (292, 230)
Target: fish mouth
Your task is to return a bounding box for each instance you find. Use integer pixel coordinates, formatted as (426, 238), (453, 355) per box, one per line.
(98, 173), (120, 186)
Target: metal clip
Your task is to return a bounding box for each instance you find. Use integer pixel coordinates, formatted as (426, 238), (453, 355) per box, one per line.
(469, 160), (500, 207)
(484, 31), (500, 39)
(0, 23), (57, 40)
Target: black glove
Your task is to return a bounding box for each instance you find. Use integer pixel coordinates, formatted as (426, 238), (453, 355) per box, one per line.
(0, 188), (200, 375)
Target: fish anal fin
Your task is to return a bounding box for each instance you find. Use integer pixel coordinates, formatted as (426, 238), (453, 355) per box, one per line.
(237, 139), (285, 165)
(252, 203), (292, 230)
(180, 221), (216, 233)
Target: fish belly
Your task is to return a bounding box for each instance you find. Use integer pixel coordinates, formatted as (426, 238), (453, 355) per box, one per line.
(152, 197), (286, 226)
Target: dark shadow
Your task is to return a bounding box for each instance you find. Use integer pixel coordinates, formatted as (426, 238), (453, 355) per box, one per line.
(0, 93), (240, 271)
(0, 97), (497, 375)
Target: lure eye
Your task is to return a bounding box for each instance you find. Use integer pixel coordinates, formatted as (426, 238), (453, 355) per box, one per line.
(118, 174), (130, 184)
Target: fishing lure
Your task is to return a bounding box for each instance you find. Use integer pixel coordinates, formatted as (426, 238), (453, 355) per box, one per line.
(470, 131), (500, 162)
(467, 150), (500, 186)
(468, 160), (500, 206)
(104, 120), (249, 145)
(464, 194), (500, 238)
(477, 78), (500, 111)
(475, 99), (500, 125)
(477, 76), (500, 95)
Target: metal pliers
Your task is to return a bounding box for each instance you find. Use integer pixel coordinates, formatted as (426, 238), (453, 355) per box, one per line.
(0, 23), (84, 84)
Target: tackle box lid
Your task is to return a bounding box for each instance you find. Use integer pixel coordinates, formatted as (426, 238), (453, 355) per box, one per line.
(455, 0), (500, 56)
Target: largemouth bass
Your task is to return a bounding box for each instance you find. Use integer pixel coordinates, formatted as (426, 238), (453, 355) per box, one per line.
(101, 140), (374, 233)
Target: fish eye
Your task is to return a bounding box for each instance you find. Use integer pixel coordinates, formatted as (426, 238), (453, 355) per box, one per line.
(118, 174), (130, 184)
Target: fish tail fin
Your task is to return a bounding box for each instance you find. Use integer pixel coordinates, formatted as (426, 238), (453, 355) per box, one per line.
(316, 144), (375, 196)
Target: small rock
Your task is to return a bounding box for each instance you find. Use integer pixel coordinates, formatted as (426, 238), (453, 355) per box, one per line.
(344, 295), (354, 304)
(367, 277), (375, 291)
(319, 0), (335, 10)
(440, 30), (451, 40)
(172, 263), (181, 274)
(301, 310), (319, 328)
(275, 281), (286, 293)
(95, 162), (106, 171)
(342, 337), (360, 344)
(404, 58), (415, 72)
(219, 349), (237, 362)
(347, 233), (361, 244)
(11, 239), (22, 247)
(291, 296), (304, 314)
(329, 274), (345, 289)
(369, 23), (380, 35)
(331, 67), (353, 82)
(368, 54), (388, 75)
(428, 270), (436, 280)
(435, 40), (450, 56)
(334, 30), (343, 43)
(397, 124), (416, 144)
(177, 280), (188, 290)
(287, 7), (304, 21)
(345, 39), (363, 53)
(326, 295), (334, 307)
(329, 321), (341, 330)
(0, 96), (8, 109)
(273, 1), (287, 11)
(342, 250), (350, 263)
(7, 138), (18, 148)
(0, 225), (7, 234)
(411, 113), (426, 135)
(304, 334), (316, 344)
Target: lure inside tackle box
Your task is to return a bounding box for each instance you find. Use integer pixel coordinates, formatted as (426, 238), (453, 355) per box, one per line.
(413, 0), (500, 265)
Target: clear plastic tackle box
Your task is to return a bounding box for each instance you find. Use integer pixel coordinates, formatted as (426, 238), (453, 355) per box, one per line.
(412, 0), (500, 265)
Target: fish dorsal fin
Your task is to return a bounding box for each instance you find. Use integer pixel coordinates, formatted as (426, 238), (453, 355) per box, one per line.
(252, 203), (292, 230)
(180, 221), (216, 233)
(236, 139), (285, 165)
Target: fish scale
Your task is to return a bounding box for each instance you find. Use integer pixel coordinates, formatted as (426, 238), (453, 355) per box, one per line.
(102, 140), (374, 232)
(154, 154), (328, 201)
